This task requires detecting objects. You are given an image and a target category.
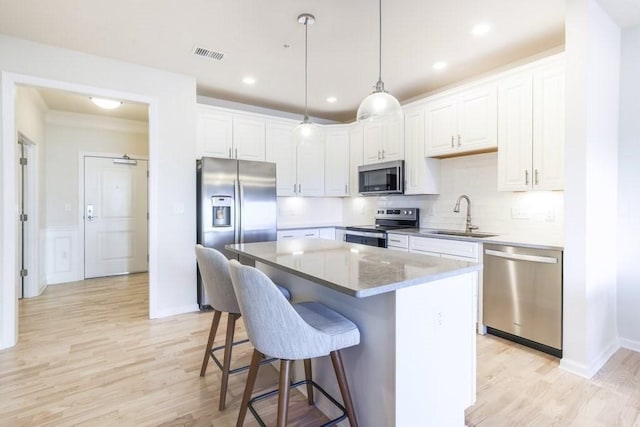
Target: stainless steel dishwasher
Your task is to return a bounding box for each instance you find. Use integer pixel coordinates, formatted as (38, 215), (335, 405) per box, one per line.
(483, 243), (563, 357)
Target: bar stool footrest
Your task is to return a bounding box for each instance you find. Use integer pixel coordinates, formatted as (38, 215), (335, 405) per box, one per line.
(210, 339), (277, 375)
(247, 379), (347, 427)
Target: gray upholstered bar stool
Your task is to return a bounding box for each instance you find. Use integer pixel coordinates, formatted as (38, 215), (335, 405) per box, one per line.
(228, 260), (360, 427)
(195, 244), (290, 411)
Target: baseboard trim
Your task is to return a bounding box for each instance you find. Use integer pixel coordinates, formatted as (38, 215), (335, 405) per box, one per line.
(150, 304), (199, 319)
(620, 337), (640, 353)
(560, 338), (620, 378)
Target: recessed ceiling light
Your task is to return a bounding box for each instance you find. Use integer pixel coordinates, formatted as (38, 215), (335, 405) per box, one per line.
(242, 76), (256, 85)
(90, 97), (122, 109)
(432, 61), (447, 70)
(326, 96), (337, 103)
(471, 23), (492, 37)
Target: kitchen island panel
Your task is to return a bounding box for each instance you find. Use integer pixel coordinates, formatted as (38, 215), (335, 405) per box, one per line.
(257, 261), (476, 427)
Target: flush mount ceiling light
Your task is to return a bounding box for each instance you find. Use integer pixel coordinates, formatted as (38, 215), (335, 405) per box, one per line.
(356, 0), (403, 123)
(242, 76), (256, 85)
(471, 23), (492, 36)
(90, 97), (122, 109)
(432, 61), (448, 70)
(326, 96), (337, 103)
(292, 13), (322, 146)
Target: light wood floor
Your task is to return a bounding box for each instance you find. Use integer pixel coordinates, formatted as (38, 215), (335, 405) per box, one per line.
(1, 274), (640, 426)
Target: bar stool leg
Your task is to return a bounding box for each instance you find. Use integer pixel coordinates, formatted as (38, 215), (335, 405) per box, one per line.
(276, 359), (292, 427)
(237, 349), (262, 427)
(219, 312), (239, 410)
(330, 350), (359, 427)
(200, 310), (222, 377)
(303, 358), (314, 405)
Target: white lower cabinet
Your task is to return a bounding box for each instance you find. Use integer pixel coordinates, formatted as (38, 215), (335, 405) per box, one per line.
(387, 233), (409, 252)
(319, 227), (336, 240)
(277, 228), (320, 240)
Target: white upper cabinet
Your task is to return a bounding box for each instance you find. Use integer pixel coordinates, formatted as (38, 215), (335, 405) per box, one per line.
(196, 105), (266, 161)
(197, 108), (233, 159)
(532, 63), (565, 190)
(497, 60), (564, 191)
(349, 124), (364, 196)
(324, 126), (350, 197)
(266, 119), (325, 197)
(296, 137), (325, 196)
(233, 116), (266, 161)
(362, 117), (404, 165)
(266, 121), (297, 196)
(426, 83), (497, 158)
(403, 105), (440, 195)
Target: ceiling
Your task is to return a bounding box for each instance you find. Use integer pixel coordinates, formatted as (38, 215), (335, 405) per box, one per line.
(0, 1), (634, 122)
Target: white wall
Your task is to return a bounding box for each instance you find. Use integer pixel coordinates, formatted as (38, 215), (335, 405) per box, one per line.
(44, 112), (148, 228)
(562, 0), (620, 377)
(617, 24), (640, 350)
(343, 152), (564, 244)
(0, 34), (197, 349)
(277, 197), (344, 228)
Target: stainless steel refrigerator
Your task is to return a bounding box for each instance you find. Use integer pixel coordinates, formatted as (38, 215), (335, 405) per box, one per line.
(196, 157), (277, 308)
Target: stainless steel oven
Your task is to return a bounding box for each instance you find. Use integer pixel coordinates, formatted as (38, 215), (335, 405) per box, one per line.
(344, 229), (387, 247)
(345, 208), (419, 248)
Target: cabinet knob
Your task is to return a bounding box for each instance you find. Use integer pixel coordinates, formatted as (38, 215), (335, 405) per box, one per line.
(457, 134), (461, 147)
(228, 147), (232, 158)
(381, 149), (385, 159)
(535, 169), (539, 185)
(293, 183), (297, 193)
(525, 170), (529, 185)
(451, 136), (454, 148)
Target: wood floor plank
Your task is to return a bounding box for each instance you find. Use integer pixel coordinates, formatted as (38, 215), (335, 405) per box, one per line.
(2, 273), (640, 426)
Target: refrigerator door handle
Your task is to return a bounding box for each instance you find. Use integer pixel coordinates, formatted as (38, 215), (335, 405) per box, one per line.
(233, 180), (240, 244)
(238, 181), (245, 243)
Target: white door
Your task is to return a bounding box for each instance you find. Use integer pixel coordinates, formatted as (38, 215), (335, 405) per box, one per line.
(84, 156), (148, 278)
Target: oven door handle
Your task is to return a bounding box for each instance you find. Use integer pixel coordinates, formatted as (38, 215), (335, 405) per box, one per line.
(345, 230), (387, 239)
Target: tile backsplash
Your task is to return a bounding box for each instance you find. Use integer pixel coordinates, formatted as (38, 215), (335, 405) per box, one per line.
(280, 152), (564, 243)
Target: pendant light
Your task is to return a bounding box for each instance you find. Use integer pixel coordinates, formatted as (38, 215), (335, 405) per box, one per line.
(356, 0), (403, 123)
(292, 13), (322, 145)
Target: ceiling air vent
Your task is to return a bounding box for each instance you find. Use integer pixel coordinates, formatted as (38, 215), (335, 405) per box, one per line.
(192, 46), (225, 61)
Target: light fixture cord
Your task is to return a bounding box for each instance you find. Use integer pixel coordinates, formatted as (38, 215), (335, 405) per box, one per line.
(304, 17), (309, 120)
(378, 0), (382, 83)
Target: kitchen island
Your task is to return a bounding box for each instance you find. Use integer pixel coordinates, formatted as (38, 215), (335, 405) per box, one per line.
(226, 239), (481, 427)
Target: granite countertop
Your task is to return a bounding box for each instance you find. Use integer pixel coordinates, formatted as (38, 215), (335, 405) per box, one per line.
(387, 228), (564, 251)
(226, 239), (481, 298)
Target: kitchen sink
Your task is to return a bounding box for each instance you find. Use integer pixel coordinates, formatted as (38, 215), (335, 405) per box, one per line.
(422, 230), (498, 238)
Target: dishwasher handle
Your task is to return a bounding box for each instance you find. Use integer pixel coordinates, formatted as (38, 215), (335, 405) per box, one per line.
(485, 249), (558, 264)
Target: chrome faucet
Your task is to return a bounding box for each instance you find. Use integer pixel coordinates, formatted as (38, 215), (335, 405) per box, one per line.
(453, 195), (479, 234)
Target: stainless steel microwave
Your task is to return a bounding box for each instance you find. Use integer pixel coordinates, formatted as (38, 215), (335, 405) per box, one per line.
(358, 160), (404, 195)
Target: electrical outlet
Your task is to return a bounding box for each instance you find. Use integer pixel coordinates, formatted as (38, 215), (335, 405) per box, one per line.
(511, 207), (530, 220)
(544, 209), (555, 221)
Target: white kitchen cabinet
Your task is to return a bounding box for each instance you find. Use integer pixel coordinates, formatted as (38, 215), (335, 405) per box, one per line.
(349, 124), (364, 196)
(362, 118), (404, 165)
(319, 227), (336, 240)
(497, 61), (564, 191)
(335, 228), (346, 242)
(266, 120), (325, 197)
(196, 105), (265, 161)
(403, 105), (440, 195)
(387, 233), (409, 252)
(277, 228), (320, 240)
(324, 126), (350, 197)
(409, 236), (480, 260)
(425, 83), (497, 158)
